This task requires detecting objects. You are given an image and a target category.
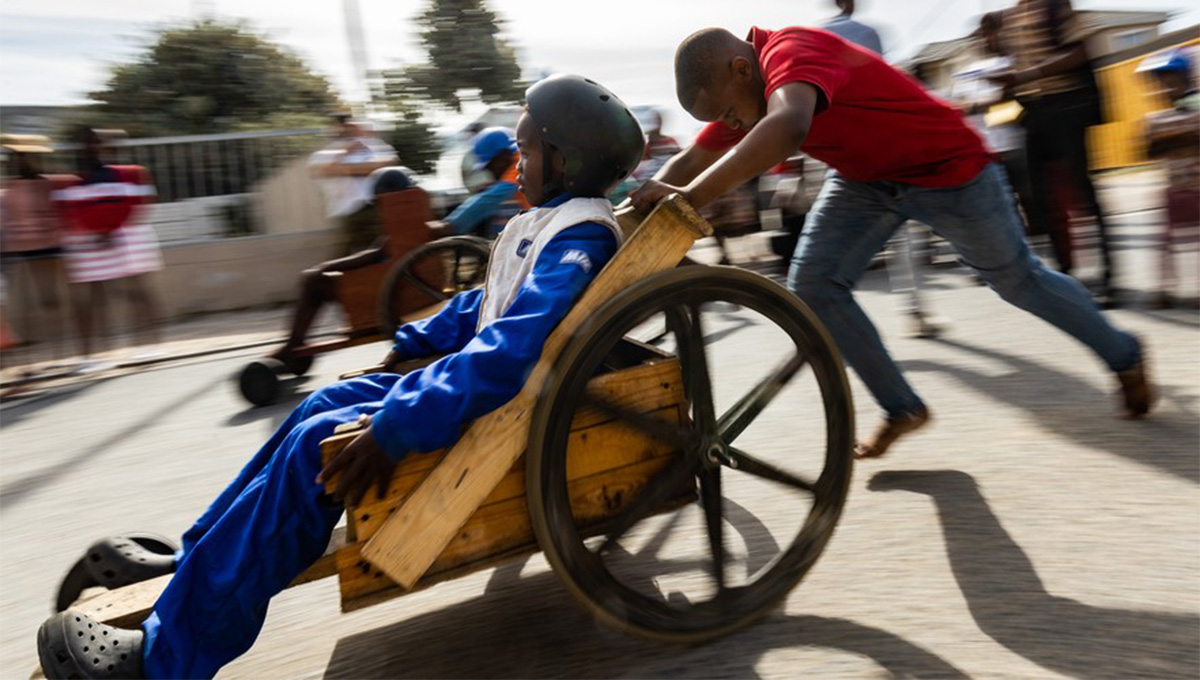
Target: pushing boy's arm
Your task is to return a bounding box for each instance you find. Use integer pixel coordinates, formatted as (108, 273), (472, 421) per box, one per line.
(1146, 111), (1200, 159)
(653, 142), (727, 188)
(369, 223), (619, 459)
(440, 180), (520, 235)
(632, 83), (819, 212)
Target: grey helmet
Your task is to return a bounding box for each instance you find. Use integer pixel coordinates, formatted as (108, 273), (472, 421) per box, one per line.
(525, 74), (646, 198)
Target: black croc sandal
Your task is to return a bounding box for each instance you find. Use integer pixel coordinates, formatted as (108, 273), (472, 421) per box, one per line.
(38, 609), (144, 679)
(83, 536), (178, 590)
(56, 534), (179, 613)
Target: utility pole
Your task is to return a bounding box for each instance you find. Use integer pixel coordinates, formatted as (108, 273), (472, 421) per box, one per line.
(343, 0), (371, 109)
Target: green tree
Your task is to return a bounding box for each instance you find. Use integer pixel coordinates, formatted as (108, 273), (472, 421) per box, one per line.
(88, 19), (340, 137)
(380, 0), (526, 112)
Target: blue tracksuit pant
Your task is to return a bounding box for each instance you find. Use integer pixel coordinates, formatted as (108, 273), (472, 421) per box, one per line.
(141, 374), (401, 679)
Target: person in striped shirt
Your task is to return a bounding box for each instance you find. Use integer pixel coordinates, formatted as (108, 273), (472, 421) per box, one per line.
(55, 127), (164, 367)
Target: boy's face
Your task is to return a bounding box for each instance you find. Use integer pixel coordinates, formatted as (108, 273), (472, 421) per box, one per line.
(686, 56), (767, 133)
(516, 112), (562, 206)
(1154, 71), (1190, 102)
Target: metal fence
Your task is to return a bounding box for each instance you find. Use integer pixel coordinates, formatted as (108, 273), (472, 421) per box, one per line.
(39, 128), (326, 203)
(28, 128), (328, 243)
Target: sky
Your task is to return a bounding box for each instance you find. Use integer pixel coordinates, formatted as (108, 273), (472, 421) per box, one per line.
(2, 0), (1197, 139)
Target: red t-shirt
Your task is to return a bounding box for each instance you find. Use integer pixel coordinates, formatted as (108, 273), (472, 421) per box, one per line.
(696, 27), (993, 187)
(54, 165), (155, 234)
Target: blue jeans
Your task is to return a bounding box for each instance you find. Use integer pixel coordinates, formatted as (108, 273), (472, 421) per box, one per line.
(141, 374), (401, 679)
(786, 162), (1139, 419)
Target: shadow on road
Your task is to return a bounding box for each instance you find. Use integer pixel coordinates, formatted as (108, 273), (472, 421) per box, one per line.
(0, 378), (106, 429)
(323, 565), (966, 679)
(0, 374), (228, 512)
(904, 337), (1199, 483)
(223, 387), (310, 428)
(870, 469), (1200, 679)
(324, 495), (966, 679)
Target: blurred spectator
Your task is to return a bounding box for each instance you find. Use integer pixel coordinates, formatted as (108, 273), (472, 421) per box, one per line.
(967, 12), (1045, 244)
(1138, 48), (1200, 309)
(308, 113), (399, 254)
(990, 0), (1115, 305)
(268, 166), (420, 371)
(700, 181), (759, 265)
(429, 127), (527, 238)
(0, 134), (70, 361)
(822, 0), (882, 55)
(633, 108), (682, 183)
(56, 127), (163, 369)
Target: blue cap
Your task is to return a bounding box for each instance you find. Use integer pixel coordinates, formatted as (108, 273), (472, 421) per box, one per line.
(1138, 48), (1192, 76)
(470, 127), (517, 171)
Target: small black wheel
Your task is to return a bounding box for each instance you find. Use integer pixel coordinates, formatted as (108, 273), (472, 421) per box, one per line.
(54, 533), (178, 612)
(239, 358), (285, 407)
(283, 354), (315, 377)
(377, 236), (491, 336)
(527, 266), (854, 643)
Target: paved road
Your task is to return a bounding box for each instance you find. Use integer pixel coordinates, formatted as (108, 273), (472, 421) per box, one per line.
(2, 182), (1197, 678)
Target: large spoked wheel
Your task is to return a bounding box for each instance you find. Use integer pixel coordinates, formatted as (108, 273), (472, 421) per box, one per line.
(377, 236), (491, 336)
(527, 266), (854, 643)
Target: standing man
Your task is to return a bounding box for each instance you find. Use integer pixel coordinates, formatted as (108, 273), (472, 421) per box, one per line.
(308, 114), (399, 255)
(990, 0), (1115, 305)
(822, 0), (882, 55)
(631, 27), (1152, 458)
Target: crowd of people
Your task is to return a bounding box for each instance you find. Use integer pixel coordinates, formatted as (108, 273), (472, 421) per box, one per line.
(1, 127), (164, 375)
(25, 0), (1200, 678)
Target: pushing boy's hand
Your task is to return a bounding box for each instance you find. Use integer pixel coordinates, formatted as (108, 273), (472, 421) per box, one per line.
(630, 179), (685, 214)
(317, 423), (397, 507)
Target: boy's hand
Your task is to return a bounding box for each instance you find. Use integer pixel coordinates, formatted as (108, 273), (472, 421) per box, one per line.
(427, 220), (453, 239)
(317, 423), (397, 507)
(631, 179), (686, 214)
(381, 348), (402, 372)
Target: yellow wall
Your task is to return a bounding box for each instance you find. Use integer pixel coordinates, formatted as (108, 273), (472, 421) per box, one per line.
(1089, 37), (1200, 170)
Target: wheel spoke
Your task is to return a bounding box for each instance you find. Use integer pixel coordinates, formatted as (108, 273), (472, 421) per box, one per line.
(717, 352), (807, 444)
(598, 457), (698, 552)
(584, 390), (698, 450)
(699, 466), (726, 590)
(401, 270), (449, 301)
(726, 446), (815, 493)
(675, 303), (717, 436)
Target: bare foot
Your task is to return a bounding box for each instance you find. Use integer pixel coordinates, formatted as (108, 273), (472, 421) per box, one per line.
(855, 407), (931, 460)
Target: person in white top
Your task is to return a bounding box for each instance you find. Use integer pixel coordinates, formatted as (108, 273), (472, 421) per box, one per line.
(307, 115), (399, 254)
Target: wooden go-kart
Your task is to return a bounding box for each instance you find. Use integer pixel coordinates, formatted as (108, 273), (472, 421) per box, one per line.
(238, 187), (492, 406)
(51, 196), (854, 661)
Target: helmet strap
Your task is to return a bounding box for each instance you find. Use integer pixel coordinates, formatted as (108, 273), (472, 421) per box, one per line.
(539, 141), (565, 202)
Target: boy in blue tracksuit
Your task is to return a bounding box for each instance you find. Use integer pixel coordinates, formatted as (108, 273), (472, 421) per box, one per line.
(430, 126), (530, 238)
(38, 74), (646, 680)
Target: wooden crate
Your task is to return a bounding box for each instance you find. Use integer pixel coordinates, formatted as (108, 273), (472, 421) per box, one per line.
(323, 356), (689, 612)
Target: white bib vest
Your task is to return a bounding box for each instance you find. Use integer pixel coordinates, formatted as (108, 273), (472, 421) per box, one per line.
(477, 197), (622, 331)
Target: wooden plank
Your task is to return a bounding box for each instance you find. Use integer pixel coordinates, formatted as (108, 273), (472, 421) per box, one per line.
(65, 526), (351, 630)
(351, 403), (681, 540)
(337, 454), (684, 607)
(360, 196), (711, 589)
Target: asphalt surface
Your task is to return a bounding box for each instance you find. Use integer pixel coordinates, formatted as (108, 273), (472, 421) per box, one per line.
(2, 177), (1197, 678)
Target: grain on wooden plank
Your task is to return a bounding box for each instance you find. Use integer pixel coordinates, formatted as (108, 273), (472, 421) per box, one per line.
(337, 454), (683, 606)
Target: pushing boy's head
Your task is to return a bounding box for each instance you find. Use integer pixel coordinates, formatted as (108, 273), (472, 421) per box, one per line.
(978, 12), (1005, 56)
(1139, 49), (1194, 102)
(518, 74), (645, 206)
(470, 127), (518, 180)
(675, 29), (766, 133)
